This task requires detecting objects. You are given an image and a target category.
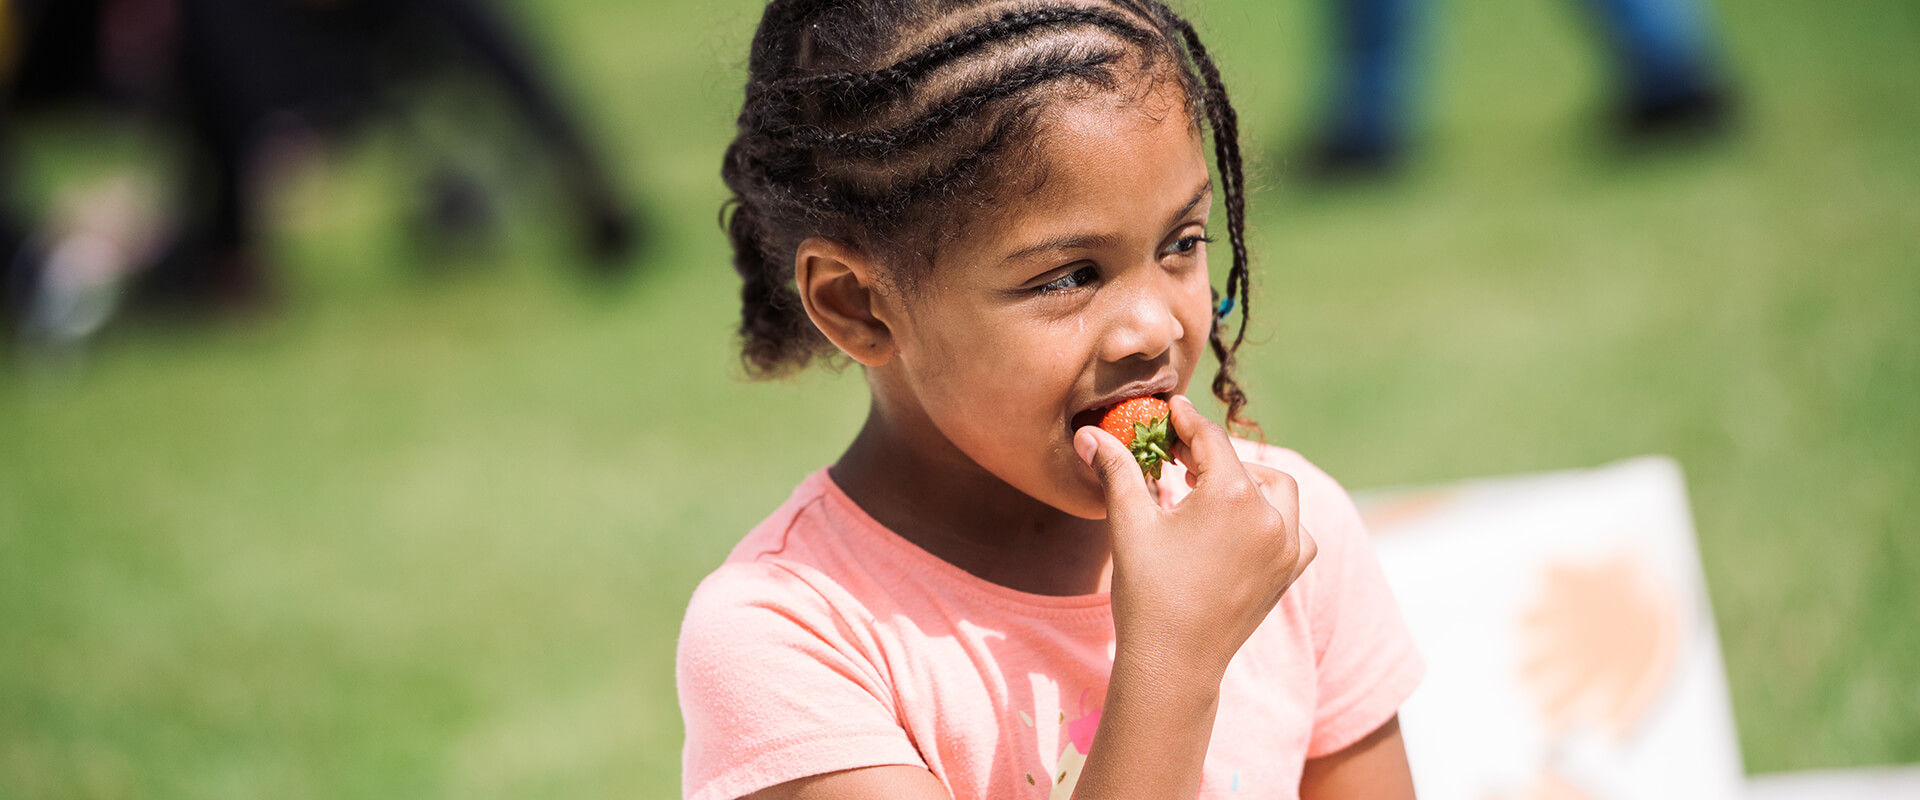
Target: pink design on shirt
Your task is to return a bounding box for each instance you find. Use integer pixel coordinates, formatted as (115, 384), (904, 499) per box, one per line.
(1067, 688), (1102, 755)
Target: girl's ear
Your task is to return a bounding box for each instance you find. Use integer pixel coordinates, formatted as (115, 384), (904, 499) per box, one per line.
(794, 237), (896, 367)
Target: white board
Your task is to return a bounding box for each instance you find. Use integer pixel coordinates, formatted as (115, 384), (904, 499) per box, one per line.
(1358, 456), (1746, 800)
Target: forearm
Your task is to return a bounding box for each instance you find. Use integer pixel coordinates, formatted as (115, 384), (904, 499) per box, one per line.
(1067, 401), (1316, 799)
(1069, 647), (1223, 800)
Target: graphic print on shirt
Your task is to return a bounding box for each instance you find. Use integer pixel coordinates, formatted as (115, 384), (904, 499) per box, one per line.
(1051, 688), (1104, 800)
(1017, 682), (1105, 799)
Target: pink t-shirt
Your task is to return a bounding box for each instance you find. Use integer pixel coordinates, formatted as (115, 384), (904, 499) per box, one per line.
(677, 441), (1422, 800)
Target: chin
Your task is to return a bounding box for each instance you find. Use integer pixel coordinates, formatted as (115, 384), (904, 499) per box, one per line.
(1046, 472), (1113, 521)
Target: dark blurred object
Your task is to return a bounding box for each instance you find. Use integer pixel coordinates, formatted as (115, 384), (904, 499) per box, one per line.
(1614, 79), (1732, 142)
(1, 0), (640, 344)
(1297, 0), (1737, 181)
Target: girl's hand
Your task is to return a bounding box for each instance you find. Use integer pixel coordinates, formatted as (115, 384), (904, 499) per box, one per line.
(1074, 395), (1317, 681)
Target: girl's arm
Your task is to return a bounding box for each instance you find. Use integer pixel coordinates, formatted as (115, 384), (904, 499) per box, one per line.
(1300, 715), (1417, 800)
(1065, 395), (1317, 799)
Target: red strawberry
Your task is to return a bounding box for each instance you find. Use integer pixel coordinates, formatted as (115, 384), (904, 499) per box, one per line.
(1097, 396), (1176, 480)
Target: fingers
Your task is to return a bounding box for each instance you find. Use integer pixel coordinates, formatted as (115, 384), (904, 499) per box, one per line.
(1240, 463), (1302, 518)
(1168, 438), (1199, 488)
(1239, 462), (1315, 581)
(1166, 395), (1241, 482)
(1075, 425), (1158, 521)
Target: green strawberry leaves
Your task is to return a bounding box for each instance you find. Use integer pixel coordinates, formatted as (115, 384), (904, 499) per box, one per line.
(1127, 414), (1176, 480)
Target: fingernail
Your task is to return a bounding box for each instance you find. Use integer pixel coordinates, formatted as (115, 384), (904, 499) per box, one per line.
(1074, 429), (1098, 465)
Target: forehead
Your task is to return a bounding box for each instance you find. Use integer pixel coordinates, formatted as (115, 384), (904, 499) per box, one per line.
(958, 83), (1209, 259)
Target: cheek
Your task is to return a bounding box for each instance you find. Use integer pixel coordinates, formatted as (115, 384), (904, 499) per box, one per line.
(1038, 317), (1094, 373)
(910, 312), (1071, 414)
(918, 316), (1091, 468)
(930, 302), (1082, 371)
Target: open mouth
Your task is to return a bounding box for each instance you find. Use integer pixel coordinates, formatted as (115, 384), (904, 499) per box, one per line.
(1069, 391), (1171, 435)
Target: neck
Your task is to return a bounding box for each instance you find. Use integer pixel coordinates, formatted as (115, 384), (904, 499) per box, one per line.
(829, 401), (1112, 597)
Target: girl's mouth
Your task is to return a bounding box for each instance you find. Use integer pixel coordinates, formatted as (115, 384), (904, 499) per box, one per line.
(1069, 391), (1171, 435)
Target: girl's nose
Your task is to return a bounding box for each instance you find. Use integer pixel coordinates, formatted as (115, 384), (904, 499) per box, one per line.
(1098, 273), (1185, 363)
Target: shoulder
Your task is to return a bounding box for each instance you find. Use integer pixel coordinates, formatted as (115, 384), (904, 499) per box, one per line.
(677, 465), (922, 677)
(676, 555), (889, 718)
(681, 473), (878, 651)
(680, 560), (851, 641)
(677, 476), (928, 800)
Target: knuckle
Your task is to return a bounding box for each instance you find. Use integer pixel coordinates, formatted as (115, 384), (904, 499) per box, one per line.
(1218, 481), (1260, 507)
(1260, 509), (1290, 540)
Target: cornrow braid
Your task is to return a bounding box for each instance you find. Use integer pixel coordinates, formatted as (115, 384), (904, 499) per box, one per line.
(724, 0), (1260, 434)
(770, 51), (1123, 157)
(763, 6), (1155, 112)
(796, 118), (1026, 223)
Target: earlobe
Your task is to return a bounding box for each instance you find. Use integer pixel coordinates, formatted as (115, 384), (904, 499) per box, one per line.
(793, 237), (895, 367)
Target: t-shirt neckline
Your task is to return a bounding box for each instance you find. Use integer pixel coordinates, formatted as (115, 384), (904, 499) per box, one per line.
(806, 467), (1119, 618)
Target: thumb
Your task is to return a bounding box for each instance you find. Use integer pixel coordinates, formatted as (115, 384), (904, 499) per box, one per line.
(1075, 425), (1157, 522)
(1167, 394), (1241, 484)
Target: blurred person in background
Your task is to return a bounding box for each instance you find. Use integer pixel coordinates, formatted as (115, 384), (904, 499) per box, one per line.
(1, 0), (639, 351)
(1297, 0), (1737, 178)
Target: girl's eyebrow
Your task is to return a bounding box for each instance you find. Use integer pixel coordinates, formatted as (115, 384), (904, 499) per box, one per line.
(1001, 180), (1214, 263)
(1169, 181), (1214, 225)
(1003, 232), (1124, 262)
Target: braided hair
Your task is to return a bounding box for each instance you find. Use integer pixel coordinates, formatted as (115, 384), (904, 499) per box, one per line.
(723, 0), (1257, 430)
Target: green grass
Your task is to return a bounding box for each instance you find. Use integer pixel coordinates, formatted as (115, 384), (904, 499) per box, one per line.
(2, 0), (1916, 795)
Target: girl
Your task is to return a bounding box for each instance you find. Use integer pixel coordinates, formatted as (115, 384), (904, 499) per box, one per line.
(678, 1), (1424, 798)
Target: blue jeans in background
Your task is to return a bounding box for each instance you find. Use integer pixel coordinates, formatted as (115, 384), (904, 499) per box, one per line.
(1315, 0), (1728, 158)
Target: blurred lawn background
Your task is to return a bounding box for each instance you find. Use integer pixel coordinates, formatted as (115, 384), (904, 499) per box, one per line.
(2, 0), (1915, 796)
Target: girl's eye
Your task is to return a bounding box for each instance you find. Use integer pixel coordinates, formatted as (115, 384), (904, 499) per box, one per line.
(1167, 234), (1213, 256)
(1036, 265), (1099, 295)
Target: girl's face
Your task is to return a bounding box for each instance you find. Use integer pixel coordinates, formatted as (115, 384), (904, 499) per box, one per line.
(872, 84), (1216, 520)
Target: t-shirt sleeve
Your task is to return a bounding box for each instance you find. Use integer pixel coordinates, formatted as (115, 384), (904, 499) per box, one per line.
(1250, 446), (1425, 759)
(677, 561), (925, 800)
